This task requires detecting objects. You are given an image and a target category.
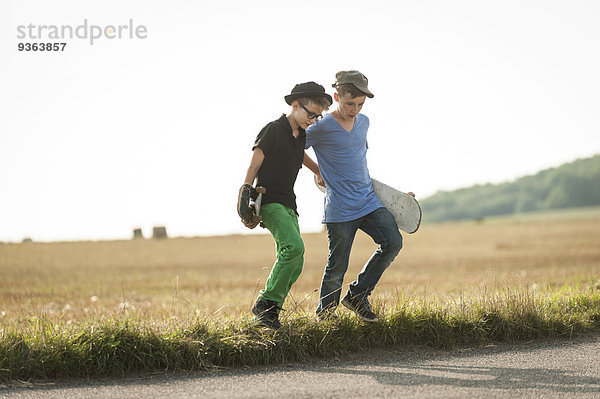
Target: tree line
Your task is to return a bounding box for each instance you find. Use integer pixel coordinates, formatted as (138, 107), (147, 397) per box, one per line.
(420, 154), (600, 222)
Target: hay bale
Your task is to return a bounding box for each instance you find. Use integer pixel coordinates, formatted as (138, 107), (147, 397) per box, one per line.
(132, 228), (144, 239)
(152, 226), (168, 239)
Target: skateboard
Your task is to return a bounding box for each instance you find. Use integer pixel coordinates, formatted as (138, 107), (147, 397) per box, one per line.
(238, 185), (265, 226)
(314, 175), (422, 234)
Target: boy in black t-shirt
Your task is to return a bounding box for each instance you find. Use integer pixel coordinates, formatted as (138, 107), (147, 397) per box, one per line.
(239, 82), (331, 329)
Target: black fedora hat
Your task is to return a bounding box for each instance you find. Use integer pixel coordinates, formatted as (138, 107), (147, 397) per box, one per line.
(284, 81), (333, 105)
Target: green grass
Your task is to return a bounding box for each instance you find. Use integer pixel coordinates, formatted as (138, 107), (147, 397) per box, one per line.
(2, 286), (599, 382)
(2, 207), (599, 382)
(475, 204), (600, 224)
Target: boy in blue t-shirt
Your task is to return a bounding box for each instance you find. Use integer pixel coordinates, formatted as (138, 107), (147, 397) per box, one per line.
(304, 70), (403, 322)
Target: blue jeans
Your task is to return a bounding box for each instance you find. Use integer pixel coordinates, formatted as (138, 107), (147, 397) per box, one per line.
(316, 207), (403, 314)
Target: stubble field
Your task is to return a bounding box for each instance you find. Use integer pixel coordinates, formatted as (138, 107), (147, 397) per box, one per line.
(1, 207), (599, 328)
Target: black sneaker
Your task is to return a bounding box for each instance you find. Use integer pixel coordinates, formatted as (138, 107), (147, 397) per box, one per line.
(251, 299), (281, 330)
(341, 293), (378, 322)
(316, 309), (338, 322)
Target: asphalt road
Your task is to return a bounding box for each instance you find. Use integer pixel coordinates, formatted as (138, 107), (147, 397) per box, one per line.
(2, 334), (600, 398)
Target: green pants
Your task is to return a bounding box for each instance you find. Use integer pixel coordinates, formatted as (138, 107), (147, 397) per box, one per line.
(258, 203), (305, 309)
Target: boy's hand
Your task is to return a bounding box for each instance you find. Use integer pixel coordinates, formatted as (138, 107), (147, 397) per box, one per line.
(315, 174), (326, 188)
(407, 192), (416, 197)
(242, 214), (262, 229)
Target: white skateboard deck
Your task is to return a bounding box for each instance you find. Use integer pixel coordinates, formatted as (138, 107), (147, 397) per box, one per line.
(314, 176), (422, 234)
(251, 187), (265, 215)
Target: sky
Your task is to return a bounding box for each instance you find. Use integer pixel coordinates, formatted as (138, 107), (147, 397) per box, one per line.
(1, 0), (599, 242)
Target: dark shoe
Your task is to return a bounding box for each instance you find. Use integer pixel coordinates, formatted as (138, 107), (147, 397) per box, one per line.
(341, 292), (378, 322)
(252, 299), (281, 330)
(316, 309), (338, 322)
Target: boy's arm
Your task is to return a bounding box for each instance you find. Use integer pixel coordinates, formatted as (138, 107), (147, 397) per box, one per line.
(244, 148), (265, 185)
(303, 151), (325, 187)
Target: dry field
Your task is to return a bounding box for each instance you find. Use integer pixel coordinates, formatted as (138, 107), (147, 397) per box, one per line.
(1, 208), (599, 325)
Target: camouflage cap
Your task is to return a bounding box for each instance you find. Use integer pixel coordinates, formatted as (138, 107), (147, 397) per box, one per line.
(332, 70), (374, 98)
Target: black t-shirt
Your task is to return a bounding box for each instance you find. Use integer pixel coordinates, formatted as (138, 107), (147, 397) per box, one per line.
(253, 114), (305, 215)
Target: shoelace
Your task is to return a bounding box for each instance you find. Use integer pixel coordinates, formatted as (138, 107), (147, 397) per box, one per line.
(356, 297), (373, 311)
(267, 304), (283, 315)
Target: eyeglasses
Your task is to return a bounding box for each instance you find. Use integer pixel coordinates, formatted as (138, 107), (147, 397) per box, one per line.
(299, 103), (323, 121)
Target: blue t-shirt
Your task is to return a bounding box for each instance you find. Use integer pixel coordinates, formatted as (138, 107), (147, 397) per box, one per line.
(305, 113), (383, 223)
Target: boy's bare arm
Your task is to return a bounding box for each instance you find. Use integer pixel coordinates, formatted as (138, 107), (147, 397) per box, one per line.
(244, 148), (265, 185)
(303, 151), (325, 187)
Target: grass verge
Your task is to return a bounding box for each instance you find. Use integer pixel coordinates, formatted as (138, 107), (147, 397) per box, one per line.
(2, 287), (599, 382)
